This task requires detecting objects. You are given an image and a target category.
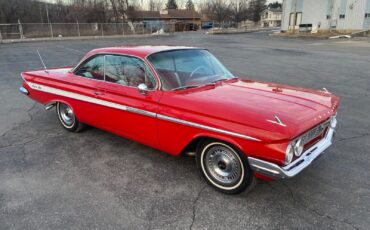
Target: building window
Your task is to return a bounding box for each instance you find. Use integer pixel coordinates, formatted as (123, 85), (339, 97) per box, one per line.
(339, 14), (345, 19)
(326, 15), (331, 19)
(365, 13), (370, 18)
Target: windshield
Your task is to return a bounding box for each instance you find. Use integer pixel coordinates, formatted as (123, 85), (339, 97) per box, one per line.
(147, 49), (235, 91)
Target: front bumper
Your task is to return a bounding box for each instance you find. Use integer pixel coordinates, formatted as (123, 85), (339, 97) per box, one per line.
(248, 117), (337, 179)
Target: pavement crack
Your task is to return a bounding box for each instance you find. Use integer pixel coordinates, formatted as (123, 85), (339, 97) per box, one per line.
(189, 185), (206, 230)
(26, 102), (38, 121)
(335, 133), (370, 143)
(20, 138), (40, 165)
(280, 181), (359, 230)
(0, 102), (39, 138)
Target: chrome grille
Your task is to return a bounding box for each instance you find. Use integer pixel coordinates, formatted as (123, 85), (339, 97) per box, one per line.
(301, 120), (330, 145)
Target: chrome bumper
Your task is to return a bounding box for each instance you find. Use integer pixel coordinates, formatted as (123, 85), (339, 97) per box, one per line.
(19, 86), (29, 95)
(248, 117), (337, 179)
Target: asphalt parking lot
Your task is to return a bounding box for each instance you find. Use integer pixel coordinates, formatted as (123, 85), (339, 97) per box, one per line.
(0, 32), (369, 229)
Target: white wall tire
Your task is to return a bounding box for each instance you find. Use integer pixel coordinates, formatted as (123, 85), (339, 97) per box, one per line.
(196, 140), (256, 194)
(56, 102), (84, 132)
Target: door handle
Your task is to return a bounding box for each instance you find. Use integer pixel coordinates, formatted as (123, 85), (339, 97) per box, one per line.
(93, 91), (104, 96)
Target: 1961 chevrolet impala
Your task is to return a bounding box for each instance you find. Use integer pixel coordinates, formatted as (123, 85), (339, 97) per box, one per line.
(20, 46), (339, 194)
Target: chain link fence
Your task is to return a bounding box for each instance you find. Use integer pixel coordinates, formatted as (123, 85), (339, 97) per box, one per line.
(0, 22), (175, 41)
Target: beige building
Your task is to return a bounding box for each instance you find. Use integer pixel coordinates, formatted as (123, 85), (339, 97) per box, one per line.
(261, 8), (283, 27)
(131, 9), (201, 31)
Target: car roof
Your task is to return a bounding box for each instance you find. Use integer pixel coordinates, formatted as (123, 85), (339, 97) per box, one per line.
(87, 45), (200, 59)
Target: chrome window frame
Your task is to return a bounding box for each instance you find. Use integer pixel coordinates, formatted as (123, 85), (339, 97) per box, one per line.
(71, 53), (161, 91)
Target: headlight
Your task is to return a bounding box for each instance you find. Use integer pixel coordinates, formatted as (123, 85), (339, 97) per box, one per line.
(285, 144), (294, 165)
(293, 138), (304, 157)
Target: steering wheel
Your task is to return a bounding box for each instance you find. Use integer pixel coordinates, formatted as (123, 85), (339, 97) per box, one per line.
(189, 66), (208, 79)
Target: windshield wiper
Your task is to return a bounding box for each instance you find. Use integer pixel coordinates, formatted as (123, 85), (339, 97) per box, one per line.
(171, 85), (199, 91)
(212, 77), (238, 84)
(212, 78), (228, 83)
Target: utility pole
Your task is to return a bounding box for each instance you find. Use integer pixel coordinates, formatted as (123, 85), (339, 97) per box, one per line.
(45, 3), (53, 38)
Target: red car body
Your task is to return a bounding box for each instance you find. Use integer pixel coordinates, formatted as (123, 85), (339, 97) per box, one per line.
(20, 46), (339, 184)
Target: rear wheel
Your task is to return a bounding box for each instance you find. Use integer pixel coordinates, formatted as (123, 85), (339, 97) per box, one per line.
(196, 140), (256, 194)
(56, 102), (84, 132)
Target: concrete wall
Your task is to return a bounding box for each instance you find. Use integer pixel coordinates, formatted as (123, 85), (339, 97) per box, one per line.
(365, 0), (370, 29)
(282, 0), (370, 32)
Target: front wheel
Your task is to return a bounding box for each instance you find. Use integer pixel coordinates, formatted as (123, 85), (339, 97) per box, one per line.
(196, 140), (256, 194)
(56, 102), (84, 132)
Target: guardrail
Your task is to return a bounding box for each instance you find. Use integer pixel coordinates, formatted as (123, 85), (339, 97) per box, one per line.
(0, 22), (175, 42)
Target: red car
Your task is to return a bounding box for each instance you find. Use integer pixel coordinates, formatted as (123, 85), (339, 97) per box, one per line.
(20, 46), (339, 194)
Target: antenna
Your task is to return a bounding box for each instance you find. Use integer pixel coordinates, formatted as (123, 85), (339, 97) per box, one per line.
(36, 50), (49, 73)
(323, 87), (330, 93)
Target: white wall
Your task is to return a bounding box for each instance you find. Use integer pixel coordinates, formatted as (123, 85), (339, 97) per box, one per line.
(301, 0), (330, 30)
(281, 0), (370, 31)
(336, 0), (367, 30)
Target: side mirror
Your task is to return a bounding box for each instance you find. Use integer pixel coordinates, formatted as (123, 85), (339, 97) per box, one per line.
(138, 83), (148, 95)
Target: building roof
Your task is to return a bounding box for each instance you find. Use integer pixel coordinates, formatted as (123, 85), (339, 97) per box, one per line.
(131, 9), (201, 20)
(86, 46), (199, 59)
(265, 8), (282, 13)
(133, 11), (161, 19)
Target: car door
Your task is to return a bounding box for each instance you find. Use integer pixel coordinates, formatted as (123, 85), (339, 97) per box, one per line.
(66, 55), (106, 126)
(93, 54), (162, 149)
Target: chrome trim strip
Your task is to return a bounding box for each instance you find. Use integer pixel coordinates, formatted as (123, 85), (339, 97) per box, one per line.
(27, 81), (131, 112)
(19, 86), (29, 95)
(127, 107), (156, 118)
(248, 117), (337, 179)
(267, 115), (287, 127)
(25, 81), (261, 142)
(157, 114), (261, 142)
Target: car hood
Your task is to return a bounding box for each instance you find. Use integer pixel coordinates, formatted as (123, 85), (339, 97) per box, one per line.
(160, 79), (340, 142)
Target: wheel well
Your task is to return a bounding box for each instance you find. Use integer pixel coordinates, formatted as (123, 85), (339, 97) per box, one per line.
(181, 136), (240, 157)
(180, 137), (203, 156)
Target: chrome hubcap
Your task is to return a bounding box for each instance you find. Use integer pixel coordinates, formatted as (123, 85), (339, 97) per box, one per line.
(205, 145), (242, 185)
(59, 104), (75, 126)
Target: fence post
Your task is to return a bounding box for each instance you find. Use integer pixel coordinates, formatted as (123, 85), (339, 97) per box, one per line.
(76, 20), (80, 37)
(122, 22), (125, 37)
(0, 28), (2, 43)
(101, 23), (104, 37)
(18, 20), (24, 39)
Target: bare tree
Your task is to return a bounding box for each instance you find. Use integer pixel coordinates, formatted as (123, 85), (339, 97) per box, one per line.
(185, 0), (195, 10)
(248, 0), (267, 23)
(208, 0), (231, 24)
(109, 0), (120, 23)
(148, 0), (163, 11)
(166, 0), (178, 10)
(229, 0), (249, 23)
(148, 0), (156, 11)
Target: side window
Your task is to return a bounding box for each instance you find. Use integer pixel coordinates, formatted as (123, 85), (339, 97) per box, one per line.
(104, 55), (156, 89)
(75, 56), (105, 80)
